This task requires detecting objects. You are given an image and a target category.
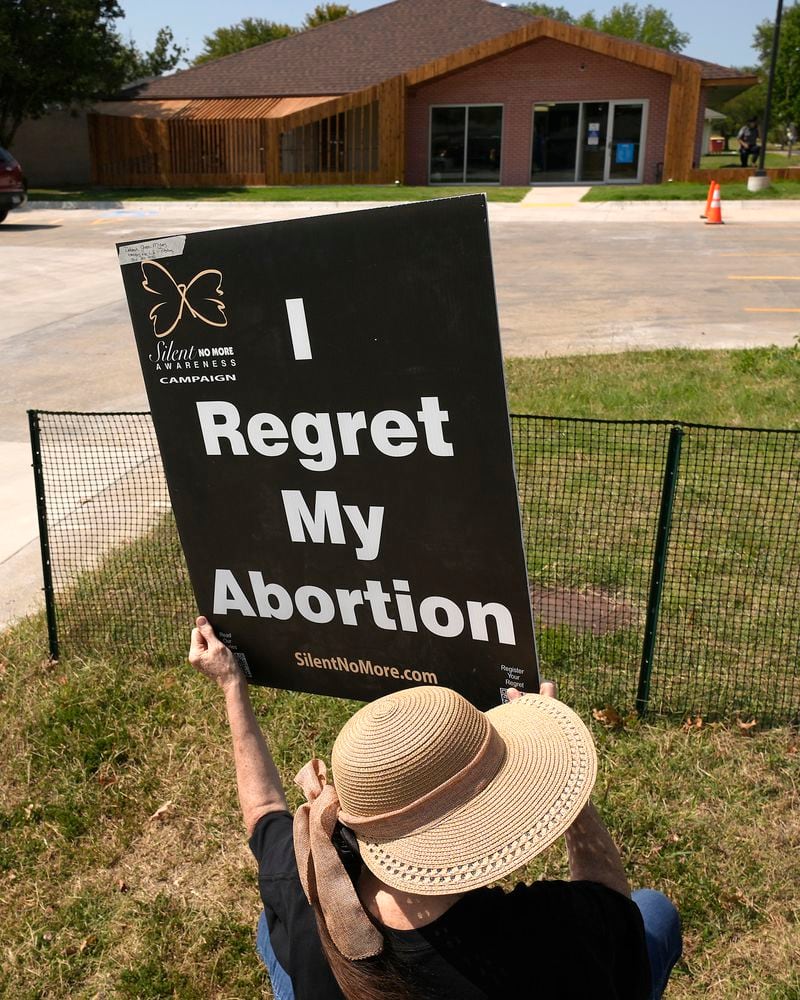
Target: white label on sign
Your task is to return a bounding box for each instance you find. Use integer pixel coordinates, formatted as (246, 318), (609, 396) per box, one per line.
(118, 235), (186, 265)
(588, 137), (599, 145)
(589, 122), (600, 130)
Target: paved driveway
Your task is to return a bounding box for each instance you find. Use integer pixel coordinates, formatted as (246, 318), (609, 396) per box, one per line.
(2, 199), (799, 627)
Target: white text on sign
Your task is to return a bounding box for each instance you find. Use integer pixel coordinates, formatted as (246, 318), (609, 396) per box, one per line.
(195, 397), (454, 471)
(281, 490), (384, 562)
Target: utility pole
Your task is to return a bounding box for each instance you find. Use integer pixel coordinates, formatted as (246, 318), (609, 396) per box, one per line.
(758, 0), (785, 174)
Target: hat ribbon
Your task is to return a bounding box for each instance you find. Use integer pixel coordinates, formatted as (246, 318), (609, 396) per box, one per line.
(292, 725), (506, 959)
(337, 722), (506, 840)
(293, 758), (384, 961)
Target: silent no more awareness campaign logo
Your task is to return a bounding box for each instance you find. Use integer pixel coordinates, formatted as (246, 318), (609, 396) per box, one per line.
(141, 259), (227, 338)
(141, 259), (236, 385)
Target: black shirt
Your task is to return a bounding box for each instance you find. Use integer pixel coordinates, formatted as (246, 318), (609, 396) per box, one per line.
(250, 810), (651, 1000)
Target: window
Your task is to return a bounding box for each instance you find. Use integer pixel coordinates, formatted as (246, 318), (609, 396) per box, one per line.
(430, 105), (503, 184)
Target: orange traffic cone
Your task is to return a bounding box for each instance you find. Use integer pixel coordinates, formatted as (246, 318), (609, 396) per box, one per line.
(705, 182), (724, 225)
(700, 179), (715, 219)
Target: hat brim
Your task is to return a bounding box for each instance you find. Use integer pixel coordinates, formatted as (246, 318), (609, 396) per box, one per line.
(355, 694), (597, 895)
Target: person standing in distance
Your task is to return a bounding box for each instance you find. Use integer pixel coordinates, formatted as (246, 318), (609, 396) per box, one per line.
(737, 117), (761, 168)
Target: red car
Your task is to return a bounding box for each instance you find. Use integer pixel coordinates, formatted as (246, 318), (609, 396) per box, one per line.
(0, 147), (27, 223)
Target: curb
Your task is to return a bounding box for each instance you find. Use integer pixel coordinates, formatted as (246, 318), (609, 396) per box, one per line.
(20, 198), (800, 223)
(22, 199), (422, 212)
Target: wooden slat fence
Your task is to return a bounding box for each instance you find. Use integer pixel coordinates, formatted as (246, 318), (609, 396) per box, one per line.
(269, 78), (404, 185)
(88, 77), (405, 188)
(89, 114), (167, 186)
(89, 114), (268, 187)
(686, 166), (800, 183)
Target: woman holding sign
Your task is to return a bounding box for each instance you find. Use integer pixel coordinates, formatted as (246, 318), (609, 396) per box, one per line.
(189, 617), (681, 1000)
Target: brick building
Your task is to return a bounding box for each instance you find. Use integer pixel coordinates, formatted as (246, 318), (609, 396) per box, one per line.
(91, 0), (755, 188)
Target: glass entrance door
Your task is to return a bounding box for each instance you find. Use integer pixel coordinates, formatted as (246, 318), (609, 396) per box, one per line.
(577, 102), (609, 182)
(531, 100), (646, 184)
(531, 103), (579, 182)
(608, 103), (644, 181)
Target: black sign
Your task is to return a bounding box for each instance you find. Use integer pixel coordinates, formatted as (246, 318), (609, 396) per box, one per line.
(119, 195), (538, 709)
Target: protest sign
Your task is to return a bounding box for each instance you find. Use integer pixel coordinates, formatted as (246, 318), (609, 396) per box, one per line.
(119, 195), (538, 709)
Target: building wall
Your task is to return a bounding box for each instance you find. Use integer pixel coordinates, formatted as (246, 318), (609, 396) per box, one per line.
(405, 37), (673, 185)
(9, 109), (91, 186)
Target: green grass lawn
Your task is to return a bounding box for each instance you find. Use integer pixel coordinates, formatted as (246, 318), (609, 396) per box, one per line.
(505, 347), (800, 427)
(3, 348), (800, 996)
(582, 179), (800, 201)
(1, 614), (798, 999)
(30, 178), (800, 205)
(28, 184), (529, 203)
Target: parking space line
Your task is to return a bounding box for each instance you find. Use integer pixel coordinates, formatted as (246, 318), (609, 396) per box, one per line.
(728, 275), (800, 281)
(743, 307), (800, 313)
(719, 252), (800, 257)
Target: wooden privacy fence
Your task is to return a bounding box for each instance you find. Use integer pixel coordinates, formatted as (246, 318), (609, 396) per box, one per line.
(687, 166), (800, 184)
(89, 79), (404, 188)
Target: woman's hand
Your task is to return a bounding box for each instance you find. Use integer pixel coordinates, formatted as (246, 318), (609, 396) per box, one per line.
(507, 680), (557, 702)
(188, 616), (242, 691)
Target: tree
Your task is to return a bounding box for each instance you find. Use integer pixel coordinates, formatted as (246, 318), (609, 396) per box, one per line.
(0, 0), (136, 147)
(753, 1), (800, 134)
(302, 4), (354, 30)
(715, 69), (765, 150)
(194, 17), (296, 65)
(117, 27), (187, 83)
(582, 4), (690, 51)
(514, 2), (690, 51)
(512, 3), (574, 20)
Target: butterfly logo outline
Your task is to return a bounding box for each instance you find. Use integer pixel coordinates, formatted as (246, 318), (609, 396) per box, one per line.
(141, 258), (227, 338)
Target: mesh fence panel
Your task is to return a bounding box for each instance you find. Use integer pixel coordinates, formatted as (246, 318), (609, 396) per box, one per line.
(33, 411), (194, 663)
(512, 416), (671, 712)
(30, 410), (800, 722)
(650, 426), (800, 722)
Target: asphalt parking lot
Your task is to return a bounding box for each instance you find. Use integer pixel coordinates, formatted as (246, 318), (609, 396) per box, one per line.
(2, 198), (799, 626)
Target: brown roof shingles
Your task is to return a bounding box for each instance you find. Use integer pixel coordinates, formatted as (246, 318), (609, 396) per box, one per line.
(124, 0), (537, 99)
(123, 0), (754, 101)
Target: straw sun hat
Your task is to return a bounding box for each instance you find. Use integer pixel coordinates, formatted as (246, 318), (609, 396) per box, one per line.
(330, 685), (598, 895)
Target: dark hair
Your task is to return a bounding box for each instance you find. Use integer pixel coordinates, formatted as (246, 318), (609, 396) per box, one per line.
(314, 910), (420, 1000)
(315, 824), (433, 1000)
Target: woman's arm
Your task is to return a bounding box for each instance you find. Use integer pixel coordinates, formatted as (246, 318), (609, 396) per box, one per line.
(507, 683), (630, 898)
(562, 801), (631, 898)
(189, 617), (288, 834)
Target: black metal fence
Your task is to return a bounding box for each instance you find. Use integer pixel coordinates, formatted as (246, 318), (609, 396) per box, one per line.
(29, 410), (800, 723)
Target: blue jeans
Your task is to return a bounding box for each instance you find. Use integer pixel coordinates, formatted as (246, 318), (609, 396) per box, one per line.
(257, 892), (681, 1000)
(257, 911), (296, 1000)
(632, 889), (683, 999)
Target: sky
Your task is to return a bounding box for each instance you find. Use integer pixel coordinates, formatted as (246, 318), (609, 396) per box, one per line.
(118, 0), (782, 71)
